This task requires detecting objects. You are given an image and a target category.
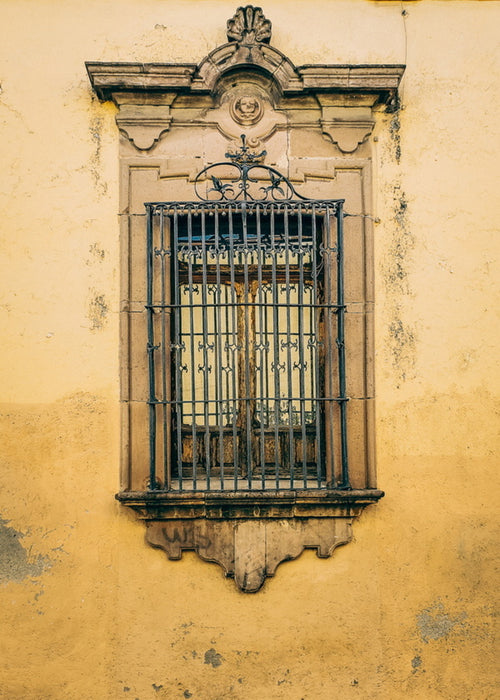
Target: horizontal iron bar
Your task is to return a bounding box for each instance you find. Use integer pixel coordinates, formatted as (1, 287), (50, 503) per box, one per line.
(146, 302), (345, 310)
(145, 200), (344, 209)
(147, 396), (349, 406)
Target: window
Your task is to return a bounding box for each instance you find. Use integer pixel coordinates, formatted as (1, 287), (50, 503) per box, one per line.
(146, 188), (349, 494)
(86, 3), (402, 590)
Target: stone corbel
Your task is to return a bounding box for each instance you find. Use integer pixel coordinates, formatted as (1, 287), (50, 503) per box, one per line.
(115, 96), (177, 150)
(317, 95), (375, 153)
(146, 517), (353, 593)
(321, 119), (374, 154)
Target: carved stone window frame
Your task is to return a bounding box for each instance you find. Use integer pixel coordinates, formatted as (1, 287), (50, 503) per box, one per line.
(87, 5), (404, 591)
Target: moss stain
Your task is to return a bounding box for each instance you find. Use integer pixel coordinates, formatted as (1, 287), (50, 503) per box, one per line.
(389, 101), (402, 164)
(384, 187), (417, 384)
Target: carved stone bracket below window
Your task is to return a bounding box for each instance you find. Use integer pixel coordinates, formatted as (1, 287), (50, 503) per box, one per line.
(146, 517), (352, 593)
(117, 490), (383, 592)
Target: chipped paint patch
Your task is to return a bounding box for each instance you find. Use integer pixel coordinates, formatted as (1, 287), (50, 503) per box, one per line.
(88, 292), (109, 331)
(411, 654), (422, 669)
(88, 242), (106, 261)
(389, 317), (416, 381)
(0, 518), (51, 584)
(204, 648), (223, 667)
(417, 602), (468, 643)
(88, 115), (108, 196)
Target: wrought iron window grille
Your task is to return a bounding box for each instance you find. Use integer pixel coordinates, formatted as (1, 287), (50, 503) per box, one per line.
(143, 135), (353, 495)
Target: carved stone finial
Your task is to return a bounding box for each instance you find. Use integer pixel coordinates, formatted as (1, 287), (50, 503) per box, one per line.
(227, 5), (272, 45)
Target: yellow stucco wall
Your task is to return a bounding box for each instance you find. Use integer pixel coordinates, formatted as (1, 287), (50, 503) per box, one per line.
(1, 1), (498, 698)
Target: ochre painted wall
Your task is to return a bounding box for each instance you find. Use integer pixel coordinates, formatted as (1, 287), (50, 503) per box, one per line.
(0, 2), (498, 698)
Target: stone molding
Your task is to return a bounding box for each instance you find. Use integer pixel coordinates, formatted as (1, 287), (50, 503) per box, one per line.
(116, 489), (384, 520)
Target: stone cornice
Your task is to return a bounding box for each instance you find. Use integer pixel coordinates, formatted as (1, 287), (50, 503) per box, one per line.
(86, 61), (405, 106)
(86, 62), (198, 101)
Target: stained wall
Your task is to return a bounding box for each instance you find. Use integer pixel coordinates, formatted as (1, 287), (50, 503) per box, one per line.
(0, 1), (498, 698)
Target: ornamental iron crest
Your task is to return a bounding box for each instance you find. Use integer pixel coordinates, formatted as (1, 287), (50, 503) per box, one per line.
(194, 134), (311, 203)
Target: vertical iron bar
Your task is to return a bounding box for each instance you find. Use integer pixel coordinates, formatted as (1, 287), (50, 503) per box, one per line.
(172, 209), (183, 490)
(159, 208), (168, 488)
(224, 285), (232, 478)
(297, 206), (307, 488)
(228, 207), (239, 490)
(271, 207), (281, 489)
(187, 207), (197, 489)
(336, 202), (349, 488)
(200, 210), (211, 489)
(284, 206), (295, 488)
(256, 205), (266, 489)
(214, 208), (225, 490)
(241, 204), (253, 489)
(146, 205), (157, 490)
(325, 206), (336, 487)
(311, 207), (322, 488)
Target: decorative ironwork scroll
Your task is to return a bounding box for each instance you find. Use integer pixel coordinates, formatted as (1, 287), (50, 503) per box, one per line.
(194, 135), (314, 203)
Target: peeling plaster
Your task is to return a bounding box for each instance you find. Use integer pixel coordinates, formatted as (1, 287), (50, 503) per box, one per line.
(88, 115), (107, 196)
(0, 518), (51, 584)
(417, 602), (468, 644)
(204, 648), (223, 668)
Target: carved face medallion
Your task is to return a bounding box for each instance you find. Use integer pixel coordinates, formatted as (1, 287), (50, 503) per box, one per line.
(230, 95), (263, 125)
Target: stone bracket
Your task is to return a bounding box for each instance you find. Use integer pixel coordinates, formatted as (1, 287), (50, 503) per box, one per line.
(146, 517), (353, 593)
(116, 101), (176, 151)
(118, 489), (383, 592)
(321, 119), (374, 153)
(316, 95), (375, 153)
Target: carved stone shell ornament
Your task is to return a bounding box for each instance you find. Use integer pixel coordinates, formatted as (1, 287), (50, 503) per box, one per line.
(227, 5), (272, 45)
